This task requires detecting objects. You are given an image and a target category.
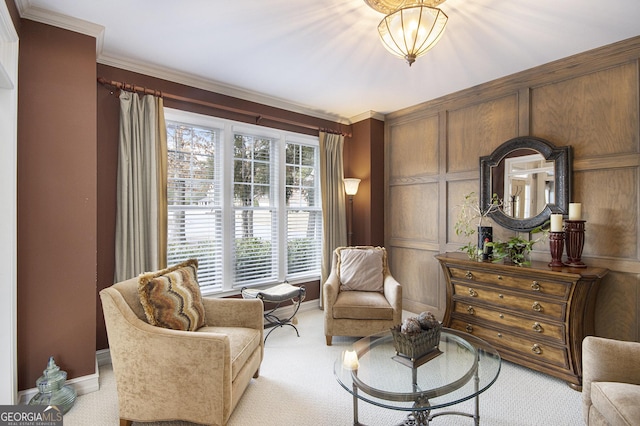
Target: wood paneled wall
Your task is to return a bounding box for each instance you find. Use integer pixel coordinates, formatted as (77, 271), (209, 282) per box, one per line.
(384, 36), (640, 342)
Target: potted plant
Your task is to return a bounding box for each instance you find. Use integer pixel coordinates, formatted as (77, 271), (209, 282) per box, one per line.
(454, 192), (502, 260)
(485, 236), (535, 266)
(485, 222), (550, 267)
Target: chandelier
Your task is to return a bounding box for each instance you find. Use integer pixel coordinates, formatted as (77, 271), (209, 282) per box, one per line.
(364, 0), (449, 66)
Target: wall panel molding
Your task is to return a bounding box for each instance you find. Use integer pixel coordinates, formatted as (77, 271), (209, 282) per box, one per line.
(574, 153), (640, 171)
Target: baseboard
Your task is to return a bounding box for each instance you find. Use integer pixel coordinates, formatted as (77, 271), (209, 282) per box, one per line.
(18, 356), (100, 404)
(96, 348), (112, 366)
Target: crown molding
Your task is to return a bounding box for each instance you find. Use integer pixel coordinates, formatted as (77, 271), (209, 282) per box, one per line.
(350, 110), (385, 123)
(98, 54), (351, 125)
(16, 0), (104, 55)
(16, 0), (350, 125)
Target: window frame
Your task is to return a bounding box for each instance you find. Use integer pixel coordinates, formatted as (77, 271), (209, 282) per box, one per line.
(164, 108), (321, 296)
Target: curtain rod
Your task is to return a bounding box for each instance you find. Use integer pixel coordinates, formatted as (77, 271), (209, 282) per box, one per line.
(97, 77), (351, 137)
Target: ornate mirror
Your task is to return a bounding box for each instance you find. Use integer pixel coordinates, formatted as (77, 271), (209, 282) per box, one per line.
(480, 136), (572, 232)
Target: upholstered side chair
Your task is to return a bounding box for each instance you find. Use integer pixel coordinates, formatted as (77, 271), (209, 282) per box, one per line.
(582, 336), (640, 426)
(100, 262), (264, 426)
(323, 246), (402, 345)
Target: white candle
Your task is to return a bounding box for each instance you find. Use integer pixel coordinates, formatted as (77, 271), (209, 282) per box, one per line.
(550, 214), (563, 232)
(342, 350), (359, 370)
(569, 203), (582, 220)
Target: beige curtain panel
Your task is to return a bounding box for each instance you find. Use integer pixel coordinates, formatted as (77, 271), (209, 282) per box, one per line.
(319, 131), (347, 303)
(114, 91), (168, 283)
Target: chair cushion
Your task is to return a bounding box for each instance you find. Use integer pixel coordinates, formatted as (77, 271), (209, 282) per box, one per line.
(332, 291), (394, 320)
(338, 247), (384, 292)
(591, 381), (640, 425)
(138, 259), (206, 331)
(197, 326), (261, 382)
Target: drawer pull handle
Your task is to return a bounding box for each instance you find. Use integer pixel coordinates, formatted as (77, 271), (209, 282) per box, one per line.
(531, 281), (541, 291)
(497, 333), (502, 338)
(467, 306), (475, 315)
(465, 324), (473, 333)
(499, 294), (504, 299)
(499, 313), (504, 319)
(532, 322), (543, 333)
(465, 271), (473, 279)
(497, 275), (503, 280)
(531, 344), (542, 355)
(468, 288), (478, 297)
(532, 302), (543, 312)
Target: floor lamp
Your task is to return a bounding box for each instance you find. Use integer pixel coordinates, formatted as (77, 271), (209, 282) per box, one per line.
(344, 178), (361, 246)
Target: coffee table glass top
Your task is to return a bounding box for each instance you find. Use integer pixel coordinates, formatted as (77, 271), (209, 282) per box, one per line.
(334, 328), (501, 412)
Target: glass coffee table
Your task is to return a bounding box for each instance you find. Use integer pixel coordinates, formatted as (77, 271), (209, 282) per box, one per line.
(334, 328), (501, 425)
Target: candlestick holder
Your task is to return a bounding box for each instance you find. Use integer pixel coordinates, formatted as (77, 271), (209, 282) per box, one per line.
(565, 220), (586, 268)
(548, 231), (565, 268)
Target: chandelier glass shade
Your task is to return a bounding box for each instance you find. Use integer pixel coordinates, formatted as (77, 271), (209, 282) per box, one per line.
(378, 3), (448, 66)
(364, 0), (447, 14)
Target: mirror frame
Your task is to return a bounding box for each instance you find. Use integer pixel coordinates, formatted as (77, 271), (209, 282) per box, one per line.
(480, 136), (572, 232)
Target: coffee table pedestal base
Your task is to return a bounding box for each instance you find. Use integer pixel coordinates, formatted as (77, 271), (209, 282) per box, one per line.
(351, 367), (481, 426)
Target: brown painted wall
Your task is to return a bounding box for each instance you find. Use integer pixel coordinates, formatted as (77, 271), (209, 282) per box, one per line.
(95, 71), (119, 352)
(346, 118), (385, 247)
(17, 20), (97, 390)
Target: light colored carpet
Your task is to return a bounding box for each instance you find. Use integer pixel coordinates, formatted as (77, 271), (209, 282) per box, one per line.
(63, 307), (583, 425)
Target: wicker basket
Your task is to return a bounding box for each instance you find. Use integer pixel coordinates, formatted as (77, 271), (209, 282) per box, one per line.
(391, 324), (442, 360)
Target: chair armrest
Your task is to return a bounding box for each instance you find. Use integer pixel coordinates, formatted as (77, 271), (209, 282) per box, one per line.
(583, 336), (640, 385)
(202, 297), (264, 330)
(323, 271), (340, 309)
(582, 336), (640, 422)
(383, 274), (403, 323)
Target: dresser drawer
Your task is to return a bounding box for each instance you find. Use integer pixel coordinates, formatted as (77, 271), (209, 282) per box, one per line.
(449, 266), (571, 299)
(450, 319), (570, 369)
(453, 283), (567, 321)
(452, 301), (565, 342)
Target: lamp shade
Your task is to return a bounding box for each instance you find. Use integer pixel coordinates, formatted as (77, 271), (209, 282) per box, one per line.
(344, 178), (361, 196)
(378, 3), (448, 66)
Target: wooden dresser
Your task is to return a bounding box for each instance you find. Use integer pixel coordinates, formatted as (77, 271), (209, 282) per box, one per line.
(436, 252), (608, 389)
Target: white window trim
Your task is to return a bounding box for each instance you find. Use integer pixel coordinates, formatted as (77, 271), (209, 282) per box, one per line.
(164, 108), (320, 296)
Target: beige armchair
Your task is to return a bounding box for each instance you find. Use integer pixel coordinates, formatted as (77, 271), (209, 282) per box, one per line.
(582, 336), (640, 426)
(100, 275), (264, 426)
(323, 246), (402, 345)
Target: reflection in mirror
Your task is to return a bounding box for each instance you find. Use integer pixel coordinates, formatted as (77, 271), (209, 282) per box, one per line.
(493, 151), (555, 219)
(480, 137), (572, 232)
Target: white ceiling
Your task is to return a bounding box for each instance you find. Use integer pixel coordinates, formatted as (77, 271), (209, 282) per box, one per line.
(16, 0), (640, 122)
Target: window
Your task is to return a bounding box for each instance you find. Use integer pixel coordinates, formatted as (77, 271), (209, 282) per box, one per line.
(166, 120), (223, 291)
(233, 133), (277, 284)
(165, 109), (321, 294)
(285, 143), (322, 276)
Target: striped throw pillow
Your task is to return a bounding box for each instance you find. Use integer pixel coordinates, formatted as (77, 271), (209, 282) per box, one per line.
(138, 259), (206, 331)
